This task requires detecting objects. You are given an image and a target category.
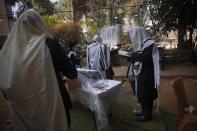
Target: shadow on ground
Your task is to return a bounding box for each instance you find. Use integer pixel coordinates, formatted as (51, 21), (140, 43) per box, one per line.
(70, 99), (176, 131)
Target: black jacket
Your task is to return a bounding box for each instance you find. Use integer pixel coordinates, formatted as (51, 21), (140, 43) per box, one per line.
(69, 51), (81, 67)
(46, 38), (77, 127)
(137, 44), (158, 103)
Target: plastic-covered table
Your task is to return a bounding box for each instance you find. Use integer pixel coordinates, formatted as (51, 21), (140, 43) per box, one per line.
(69, 68), (128, 130)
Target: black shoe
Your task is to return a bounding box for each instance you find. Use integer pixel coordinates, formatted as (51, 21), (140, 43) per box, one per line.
(135, 115), (152, 122)
(135, 112), (144, 116)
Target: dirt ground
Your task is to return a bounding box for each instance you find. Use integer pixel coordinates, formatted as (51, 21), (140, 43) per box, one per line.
(0, 63), (197, 131)
(122, 79), (197, 114)
(113, 63), (197, 114)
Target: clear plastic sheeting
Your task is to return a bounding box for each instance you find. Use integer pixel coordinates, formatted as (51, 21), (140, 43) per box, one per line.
(76, 68), (102, 80)
(69, 68), (128, 130)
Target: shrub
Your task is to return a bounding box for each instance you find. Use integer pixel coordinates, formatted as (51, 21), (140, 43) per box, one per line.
(50, 21), (83, 51)
(43, 14), (59, 29)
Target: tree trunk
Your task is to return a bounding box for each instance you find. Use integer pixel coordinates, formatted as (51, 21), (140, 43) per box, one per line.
(71, 0), (74, 21)
(189, 27), (196, 63)
(4, 0), (13, 22)
(71, 0), (77, 21)
(177, 18), (186, 49)
(189, 27), (193, 48)
(0, 0), (10, 46)
(109, 6), (113, 25)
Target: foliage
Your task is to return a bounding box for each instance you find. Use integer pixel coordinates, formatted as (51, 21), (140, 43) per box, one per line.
(15, 0), (33, 17)
(71, 0), (107, 20)
(50, 21), (84, 51)
(31, 0), (54, 15)
(148, 0), (197, 32)
(105, 0), (130, 25)
(122, 32), (132, 49)
(84, 0), (130, 28)
(54, 0), (72, 20)
(126, 0), (148, 26)
(4, 0), (32, 20)
(42, 14), (60, 29)
(6, 0), (20, 6)
(148, 0), (197, 48)
(6, 0), (54, 18)
(80, 17), (98, 41)
(55, 0), (130, 28)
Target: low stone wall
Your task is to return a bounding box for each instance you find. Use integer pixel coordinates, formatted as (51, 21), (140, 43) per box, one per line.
(111, 49), (197, 66)
(81, 49), (197, 68)
(164, 49), (197, 63)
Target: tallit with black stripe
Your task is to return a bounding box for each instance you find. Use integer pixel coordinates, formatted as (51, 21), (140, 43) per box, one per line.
(87, 38), (110, 78)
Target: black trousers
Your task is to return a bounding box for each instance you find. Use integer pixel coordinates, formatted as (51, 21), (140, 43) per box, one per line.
(141, 101), (153, 117)
(2, 91), (8, 100)
(66, 109), (71, 128)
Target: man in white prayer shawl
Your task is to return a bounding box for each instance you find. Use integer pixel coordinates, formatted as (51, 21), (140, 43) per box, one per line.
(129, 26), (160, 122)
(86, 35), (111, 79)
(0, 9), (77, 131)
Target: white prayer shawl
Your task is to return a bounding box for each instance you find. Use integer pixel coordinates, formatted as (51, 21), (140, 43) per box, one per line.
(130, 26), (160, 89)
(0, 9), (69, 131)
(87, 41), (110, 79)
(67, 50), (77, 58)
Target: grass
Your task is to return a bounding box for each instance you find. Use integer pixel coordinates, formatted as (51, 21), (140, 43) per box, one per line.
(70, 99), (176, 131)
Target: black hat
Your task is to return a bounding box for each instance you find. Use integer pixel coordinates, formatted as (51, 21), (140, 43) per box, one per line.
(69, 40), (78, 49)
(116, 44), (122, 46)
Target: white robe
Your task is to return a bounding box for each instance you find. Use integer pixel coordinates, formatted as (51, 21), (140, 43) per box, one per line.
(86, 43), (110, 78)
(0, 9), (69, 131)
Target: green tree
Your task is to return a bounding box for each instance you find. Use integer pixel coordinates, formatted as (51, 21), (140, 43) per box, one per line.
(50, 21), (84, 51)
(42, 14), (60, 29)
(54, 0), (72, 21)
(5, 0), (54, 19)
(126, 0), (148, 26)
(148, 0), (197, 49)
(81, 17), (98, 40)
(105, 0), (129, 25)
(32, 0), (54, 15)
